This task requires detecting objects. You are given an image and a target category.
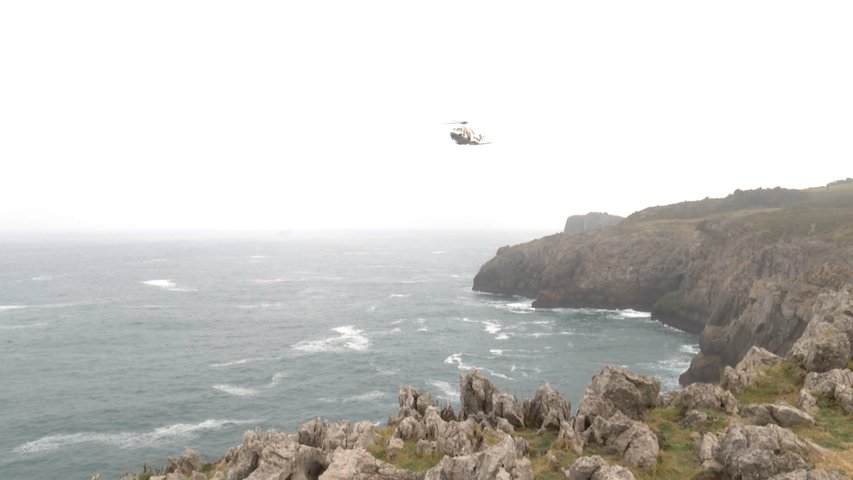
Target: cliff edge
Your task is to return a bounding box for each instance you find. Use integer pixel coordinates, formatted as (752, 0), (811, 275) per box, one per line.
(473, 180), (853, 384)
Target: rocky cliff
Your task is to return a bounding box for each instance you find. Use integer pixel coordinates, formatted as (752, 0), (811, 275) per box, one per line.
(563, 212), (624, 234)
(473, 180), (853, 384)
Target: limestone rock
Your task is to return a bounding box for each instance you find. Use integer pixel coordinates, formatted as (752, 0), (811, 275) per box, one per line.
(584, 411), (659, 469)
(319, 447), (421, 480)
(395, 416), (425, 441)
(190, 473), (206, 480)
(803, 369), (853, 397)
(166, 448), (204, 477)
(836, 383), (853, 414)
(680, 409), (708, 429)
(681, 382), (739, 414)
(493, 392), (525, 429)
(387, 437), (403, 460)
(712, 424), (813, 480)
(424, 433), (532, 480)
(436, 419), (477, 457)
(696, 432), (720, 469)
(768, 469), (846, 480)
(790, 322), (851, 373)
(721, 346), (784, 394)
(564, 455), (636, 480)
(459, 369), (497, 418)
(297, 419), (378, 450)
(740, 403), (815, 428)
(416, 439), (437, 456)
(392, 386), (437, 424)
(423, 406), (448, 440)
(556, 420), (584, 454)
(796, 389), (820, 414)
(522, 382), (570, 431)
(165, 473), (187, 480)
(564, 212), (624, 234)
(576, 365), (660, 425)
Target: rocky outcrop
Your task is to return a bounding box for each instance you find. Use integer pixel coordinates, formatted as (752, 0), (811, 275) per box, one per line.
(521, 382), (570, 431)
(721, 346), (784, 394)
(803, 368), (853, 414)
(473, 182), (853, 384)
(740, 403), (816, 428)
(297, 419), (378, 450)
(320, 448), (420, 480)
(563, 212), (624, 234)
(459, 370), (497, 419)
(565, 455), (636, 480)
(710, 424), (818, 480)
(789, 286), (853, 372)
(165, 448), (203, 477)
(680, 382), (739, 414)
(575, 365), (660, 427)
(423, 434), (532, 480)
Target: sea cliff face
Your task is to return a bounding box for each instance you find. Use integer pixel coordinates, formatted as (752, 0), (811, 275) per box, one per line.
(473, 181), (853, 384)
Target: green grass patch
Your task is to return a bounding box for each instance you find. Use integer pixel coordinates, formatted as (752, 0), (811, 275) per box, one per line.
(638, 406), (705, 480)
(734, 360), (805, 406)
(366, 427), (442, 472)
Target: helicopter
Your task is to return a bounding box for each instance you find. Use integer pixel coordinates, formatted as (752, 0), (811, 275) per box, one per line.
(446, 120), (490, 145)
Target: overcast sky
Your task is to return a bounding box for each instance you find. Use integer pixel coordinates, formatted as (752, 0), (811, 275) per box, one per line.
(1, 1), (851, 233)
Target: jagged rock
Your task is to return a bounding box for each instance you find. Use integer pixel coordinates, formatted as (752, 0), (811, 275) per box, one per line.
(436, 419), (477, 457)
(681, 382), (739, 414)
(522, 382), (570, 431)
(656, 391), (680, 408)
(576, 366), (660, 426)
(166, 448), (204, 476)
(790, 286), (853, 373)
(796, 389), (820, 414)
(392, 386), (437, 424)
(696, 432), (720, 469)
(423, 406), (447, 440)
(386, 437), (403, 461)
(319, 447), (421, 480)
(416, 439), (437, 456)
(424, 434), (533, 480)
(395, 417), (424, 441)
(165, 473), (187, 480)
(836, 383), (853, 414)
(495, 417), (515, 434)
(493, 392), (525, 429)
(768, 469), (846, 480)
(721, 346), (784, 394)
(440, 403), (456, 422)
(584, 411), (659, 469)
(680, 409), (708, 428)
(190, 473), (206, 480)
(211, 473), (225, 480)
(803, 368), (853, 396)
(556, 420), (584, 454)
(712, 424), (814, 480)
(297, 419), (378, 450)
(564, 455), (636, 480)
(790, 322), (852, 373)
(740, 403), (815, 428)
(91, 475), (101, 480)
(218, 429), (328, 480)
(564, 212), (624, 234)
(459, 369), (497, 418)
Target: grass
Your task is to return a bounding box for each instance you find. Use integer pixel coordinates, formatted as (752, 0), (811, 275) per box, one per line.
(733, 360), (805, 406)
(366, 426), (443, 472)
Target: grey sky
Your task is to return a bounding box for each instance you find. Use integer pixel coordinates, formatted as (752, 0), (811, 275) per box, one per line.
(2, 1), (851, 232)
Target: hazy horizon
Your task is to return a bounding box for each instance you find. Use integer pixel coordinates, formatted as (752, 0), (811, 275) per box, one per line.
(2, 1), (851, 232)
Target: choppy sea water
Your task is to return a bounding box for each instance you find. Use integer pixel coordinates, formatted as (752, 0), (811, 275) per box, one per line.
(0, 231), (697, 479)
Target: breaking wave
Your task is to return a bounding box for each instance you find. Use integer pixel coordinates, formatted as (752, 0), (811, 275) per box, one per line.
(210, 356), (282, 368)
(292, 326), (369, 353)
(213, 373), (286, 397)
(13, 419), (257, 455)
(141, 279), (195, 292)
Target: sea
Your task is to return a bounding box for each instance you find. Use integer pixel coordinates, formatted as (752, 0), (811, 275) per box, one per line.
(0, 231), (698, 479)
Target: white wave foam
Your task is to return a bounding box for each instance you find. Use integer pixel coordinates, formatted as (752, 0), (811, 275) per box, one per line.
(251, 278), (290, 284)
(292, 326), (369, 353)
(620, 309), (652, 318)
(490, 349), (504, 356)
(320, 391), (387, 403)
(235, 303), (284, 310)
(417, 327), (429, 332)
(482, 321), (502, 334)
(431, 251), (445, 255)
(13, 419), (256, 455)
(142, 279), (195, 292)
(31, 275), (53, 281)
(444, 354), (513, 381)
(267, 372), (286, 388)
(428, 380), (459, 403)
(213, 384), (258, 397)
(250, 255), (268, 259)
(389, 294), (411, 298)
(0, 305), (27, 312)
(210, 356), (282, 368)
(490, 301), (534, 313)
(0, 322), (47, 330)
(495, 333), (510, 340)
(679, 344), (700, 355)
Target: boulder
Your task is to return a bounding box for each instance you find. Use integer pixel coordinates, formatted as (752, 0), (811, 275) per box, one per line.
(436, 419), (477, 457)
(423, 406), (448, 440)
(386, 437), (403, 461)
(392, 386), (436, 424)
(493, 393), (525, 429)
(229, 429), (328, 480)
(680, 409), (708, 429)
(424, 433), (532, 480)
(165, 448), (204, 477)
(319, 447), (421, 480)
(459, 369), (497, 418)
(416, 439), (437, 456)
(768, 469), (846, 480)
(522, 382), (570, 431)
(740, 403), (815, 428)
(297, 419), (378, 450)
(803, 369), (853, 397)
(696, 432), (720, 469)
(556, 420), (584, 454)
(584, 411), (659, 469)
(721, 346), (784, 394)
(836, 383), (853, 414)
(680, 382), (739, 414)
(395, 417), (424, 441)
(796, 389), (820, 415)
(789, 322), (851, 373)
(712, 424), (815, 480)
(576, 366), (660, 425)
(564, 455), (636, 480)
